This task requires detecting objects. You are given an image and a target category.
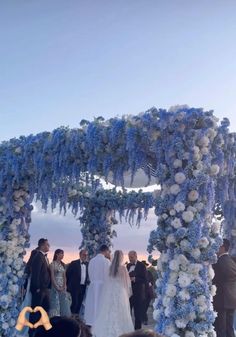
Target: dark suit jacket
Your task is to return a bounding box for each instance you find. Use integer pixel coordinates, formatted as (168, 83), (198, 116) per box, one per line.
(66, 259), (89, 292)
(25, 248), (39, 277)
(127, 261), (147, 300)
(213, 254), (236, 309)
(30, 251), (51, 292)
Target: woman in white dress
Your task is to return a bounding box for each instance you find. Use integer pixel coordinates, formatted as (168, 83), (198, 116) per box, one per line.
(93, 250), (134, 337)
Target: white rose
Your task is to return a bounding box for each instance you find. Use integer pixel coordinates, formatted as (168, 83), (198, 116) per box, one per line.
(201, 147), (209, 155)
(210, 164), (220, 175)
(165, 325), (176, 336)
(174, 201), (185, 212)
(175, 172), (186, 184)
(199, 237), (209, 248)
(167, 234), (175, 244)
(188, 190), (199, 202)
(171, 218), (182, 229)
(178, 273), (191, 287)
(169, 209), (176, 216)
(182, 211), (194, 223)
(179, 289), (190, 301)
(175, 319), (188, 329)
(173, 159), (182, 168)
(211, 285), (217, 296)
(162, 213), (168, 219)
(166, 284), (177, 297)
(170, 184), (181, 195)
(169, 260), (179, 271)
(180, 239), (190, 251)
(198, 136), (210, 147)
(185, 331), (195, 337)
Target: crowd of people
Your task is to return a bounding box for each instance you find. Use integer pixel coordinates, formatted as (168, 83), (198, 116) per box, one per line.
(21, 238), (156, 337)
(21, 237), (236, 337)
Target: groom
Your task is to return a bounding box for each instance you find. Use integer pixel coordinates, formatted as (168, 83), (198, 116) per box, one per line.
(127, 250), (147, 330)
(84, 244), (111, 327)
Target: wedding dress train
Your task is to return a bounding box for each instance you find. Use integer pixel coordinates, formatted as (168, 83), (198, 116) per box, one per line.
(93, 265), (134, 337)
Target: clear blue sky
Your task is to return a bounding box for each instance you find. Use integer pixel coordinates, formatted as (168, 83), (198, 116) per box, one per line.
(1, 1), (236, 259)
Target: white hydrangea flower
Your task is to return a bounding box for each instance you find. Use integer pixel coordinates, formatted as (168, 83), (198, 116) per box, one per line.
(175, 318), (188, 328)
(167, 234), (176, 244)
(201, 147), (209, 155)
(169, 259), (179, 271)
(211, 285), (217, 296)
(164, 306), (171, 317)
(188, 190), (199, 202)
(163, 295), (171, 307)
(166, 284), (177, 297)
(188, 263), (202, 275)
(173, 159), (182, 168)
(153, 309), (160, 320)
(165, 325), (176, 336)
(185, 331), (195, 337)
(182, 210), (194, 223)
(169, 271), (178, 284)
(208, 265), (215, 280)
(178, 254), (189, 266)
(170, 184), (181, 195)
(169, 209), (176, 216)
(187, 205), (197, 213)
(174, 201), (185, 212)
(198, 136), (210, 147)
(199, 237), (209, 248)
(171, 218), (182, 229)
(162, 213), (168, 219)
(210, 164), (220, 175)
(180, 239), (190, 251)
(175, 172), (186, 184)
(179, 289), (190, 301)
(178, 273), (191, 288)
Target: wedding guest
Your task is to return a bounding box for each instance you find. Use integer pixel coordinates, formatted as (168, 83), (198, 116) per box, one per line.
(127, 251), (147, 330)
(213, 239), (236, 337)
(119, 329), (163, 337)
(29, 238), (51, 336)
(141, 261), (155, 325)
(34, 316), (92, 337)
(49, 249), (71, 317)
(84, 244), (111, 327)
(66, 249), (89, 314)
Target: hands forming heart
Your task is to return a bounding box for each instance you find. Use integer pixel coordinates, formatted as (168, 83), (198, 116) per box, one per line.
(15, 306), (52, 331)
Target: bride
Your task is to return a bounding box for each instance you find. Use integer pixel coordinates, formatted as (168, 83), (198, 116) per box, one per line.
(93, 250), (134, 337)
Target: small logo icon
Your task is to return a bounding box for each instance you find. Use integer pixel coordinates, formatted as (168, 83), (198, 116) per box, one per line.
(15, 306), (52, 331)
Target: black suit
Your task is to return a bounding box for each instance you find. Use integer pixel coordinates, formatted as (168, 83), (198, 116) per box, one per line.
(213, 254), (236, 337)
(66, 259), (89, 314)
(127, 261), (147, 330)
(29, 251), (51, 336)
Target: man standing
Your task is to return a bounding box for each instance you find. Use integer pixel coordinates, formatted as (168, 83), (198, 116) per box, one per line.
(213, 239), (236, 337)
(29, 238), (51, 336)
(127, 251), (147, 330)
(84, 244), (111, 327)
(66, 249), (89, 314)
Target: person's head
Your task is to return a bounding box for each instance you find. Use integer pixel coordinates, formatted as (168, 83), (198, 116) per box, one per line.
(110, 250), (124, 277)
(128, 251), (137, 264)
(119, 329), (164, 337)
(79, 249), (88, 262)
(99, 244), (110, 258)
(218, 238), (230, 256)
(53, 249), (64, 262)
(34, 316), (91, 337)
(38, 238), (50, 253)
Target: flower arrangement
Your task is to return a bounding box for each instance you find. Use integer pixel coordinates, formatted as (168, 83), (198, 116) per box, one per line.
(0, 105), (234, 337)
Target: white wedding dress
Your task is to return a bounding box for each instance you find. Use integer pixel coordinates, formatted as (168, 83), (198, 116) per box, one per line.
(93, 265), (134, 337)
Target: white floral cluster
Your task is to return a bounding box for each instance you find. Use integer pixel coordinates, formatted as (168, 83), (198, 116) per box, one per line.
(0, 189), (30, 337)
(153, 112), (224, 336)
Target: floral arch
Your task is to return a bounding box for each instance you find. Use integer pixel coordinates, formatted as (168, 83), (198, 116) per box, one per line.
(0, 105), (235, 337)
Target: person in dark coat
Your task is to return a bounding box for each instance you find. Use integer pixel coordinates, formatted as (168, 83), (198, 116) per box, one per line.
(127, 251), (147, 330)
(213, 238), (236, 337)
(141, 261), (155, 325)
(29, 238), (51, 336)
(66, 249), (89, 314)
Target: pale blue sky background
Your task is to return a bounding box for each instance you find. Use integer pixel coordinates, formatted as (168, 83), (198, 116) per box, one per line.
(1, 1), (236, 260)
